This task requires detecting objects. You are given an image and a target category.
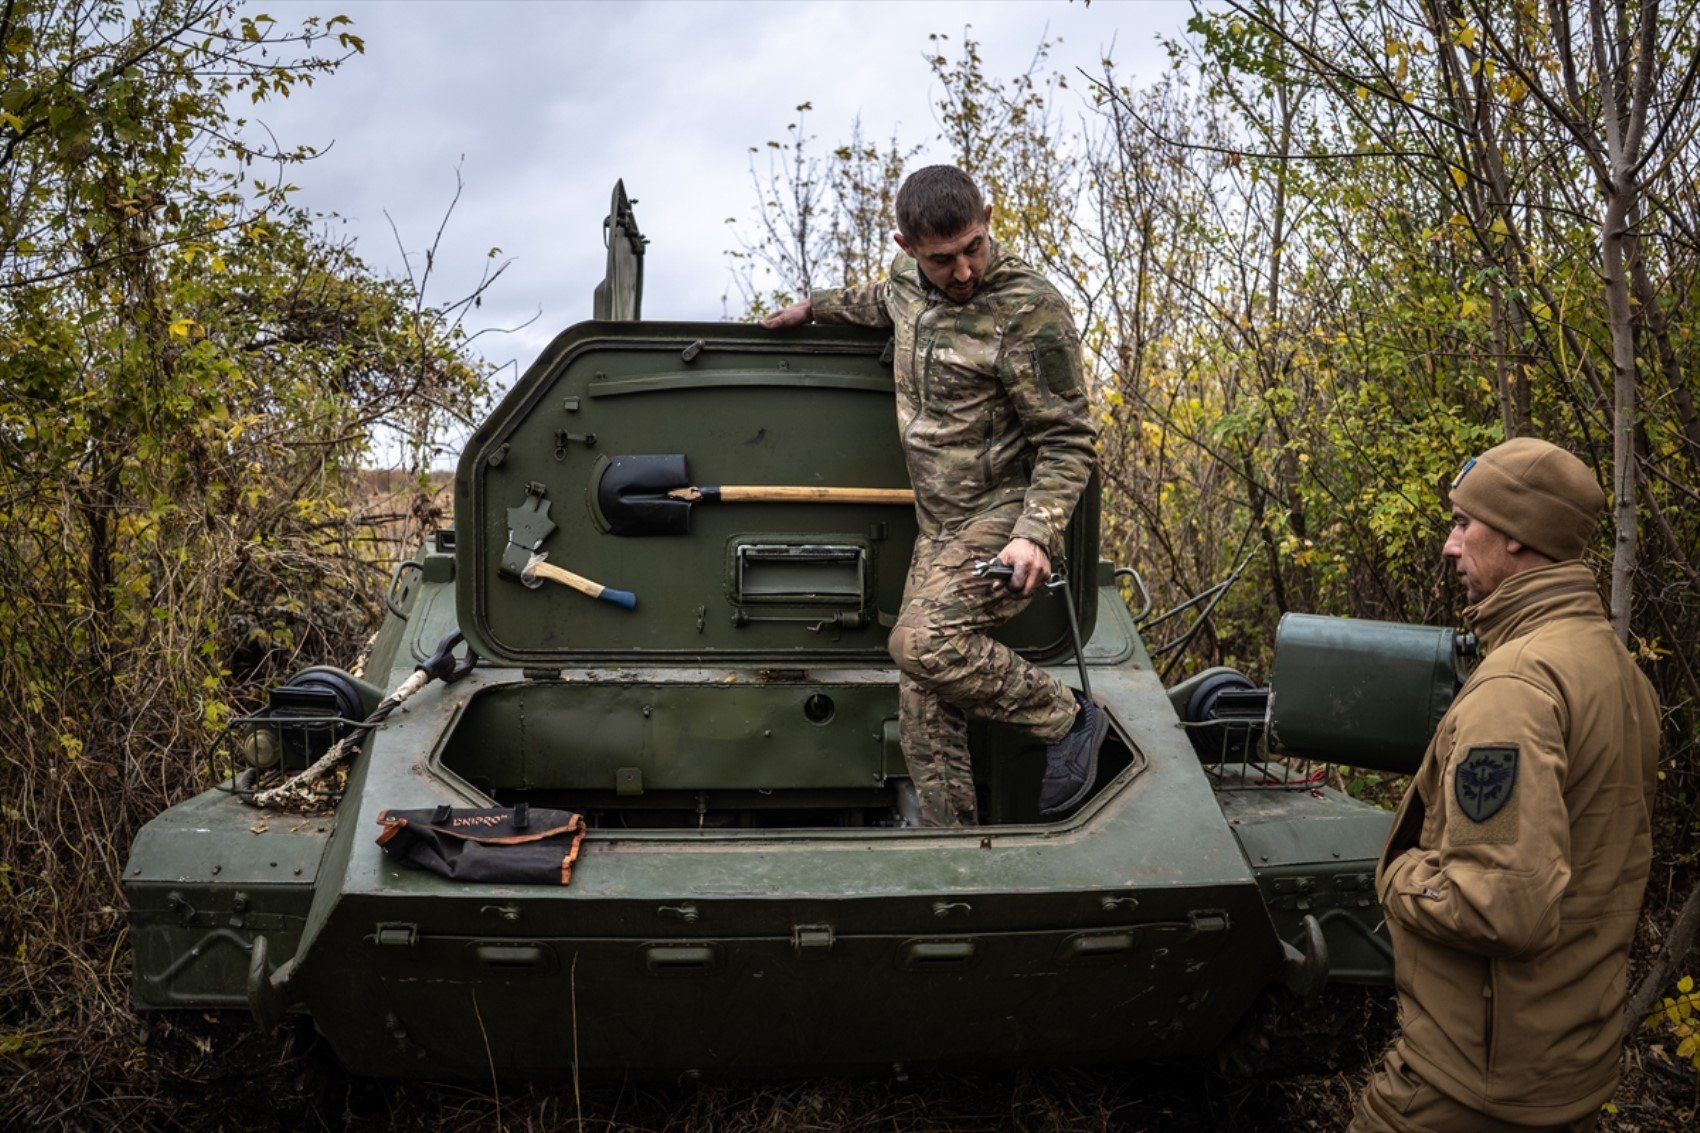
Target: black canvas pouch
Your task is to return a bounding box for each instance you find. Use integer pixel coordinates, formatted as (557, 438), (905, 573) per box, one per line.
(375, 802), (587, 885)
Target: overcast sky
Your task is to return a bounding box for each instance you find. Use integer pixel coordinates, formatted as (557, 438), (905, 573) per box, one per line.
(254, 0), (1197, 386)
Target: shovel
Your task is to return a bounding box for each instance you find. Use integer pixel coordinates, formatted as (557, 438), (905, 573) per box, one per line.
(596, 454), (913, 536)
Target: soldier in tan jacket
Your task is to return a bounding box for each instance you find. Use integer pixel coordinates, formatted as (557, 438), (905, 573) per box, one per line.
(763, 166), (1102, 826)
(1351, 437), (1660, 1132)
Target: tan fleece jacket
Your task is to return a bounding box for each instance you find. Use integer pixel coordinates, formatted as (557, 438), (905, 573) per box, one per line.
(1376, 561), (1659, 1123)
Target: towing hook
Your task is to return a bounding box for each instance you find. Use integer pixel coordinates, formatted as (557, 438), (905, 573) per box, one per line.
(418, 628), (478, 684)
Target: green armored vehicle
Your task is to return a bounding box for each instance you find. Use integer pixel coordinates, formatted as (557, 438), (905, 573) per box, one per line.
(125, 184), (1468, 1080)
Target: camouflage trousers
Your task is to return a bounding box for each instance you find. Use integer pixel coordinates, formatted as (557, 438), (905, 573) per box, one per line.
(887, 519), (1078, 826)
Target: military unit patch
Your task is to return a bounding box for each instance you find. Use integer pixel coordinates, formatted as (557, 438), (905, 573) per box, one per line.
(1455, 745), (1518, 822)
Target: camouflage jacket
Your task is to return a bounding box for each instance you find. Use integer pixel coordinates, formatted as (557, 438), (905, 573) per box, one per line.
(810, 245), (1096, 556)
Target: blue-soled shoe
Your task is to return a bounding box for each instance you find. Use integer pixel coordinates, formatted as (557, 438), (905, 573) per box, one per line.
(1039, 692), (1107, 816)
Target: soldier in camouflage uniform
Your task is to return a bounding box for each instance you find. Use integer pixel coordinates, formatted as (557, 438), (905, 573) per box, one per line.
(763, 166), (1102, 826)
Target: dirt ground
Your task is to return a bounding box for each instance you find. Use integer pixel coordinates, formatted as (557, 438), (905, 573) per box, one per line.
(22, 993), (1691, 1132)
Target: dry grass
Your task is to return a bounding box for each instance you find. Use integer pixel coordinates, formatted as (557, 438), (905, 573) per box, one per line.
(0, 468), (446, 1131)
(9, 1009), (1345, 1132)
(9, 974), (1692, 1131)
(18, 1013), (1694, 1132)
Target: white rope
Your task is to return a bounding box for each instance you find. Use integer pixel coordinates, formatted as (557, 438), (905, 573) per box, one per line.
(246, 667), (433, 811)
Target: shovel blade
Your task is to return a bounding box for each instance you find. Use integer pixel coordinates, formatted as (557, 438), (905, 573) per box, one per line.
(598, 454), (693, 536)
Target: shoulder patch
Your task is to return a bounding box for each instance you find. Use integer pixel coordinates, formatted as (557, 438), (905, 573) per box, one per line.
(1454, 745), (1517, 822)
(1035, 338), (1082, 397)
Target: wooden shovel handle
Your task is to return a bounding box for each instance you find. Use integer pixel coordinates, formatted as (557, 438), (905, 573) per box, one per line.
(666, 486), (915, 504)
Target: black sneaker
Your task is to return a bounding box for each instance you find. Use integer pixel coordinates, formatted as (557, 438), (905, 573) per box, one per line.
(1039, 691), (1107, 816)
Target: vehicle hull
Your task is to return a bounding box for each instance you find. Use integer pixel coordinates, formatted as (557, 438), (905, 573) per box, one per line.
(125, 316), (1397, 1081)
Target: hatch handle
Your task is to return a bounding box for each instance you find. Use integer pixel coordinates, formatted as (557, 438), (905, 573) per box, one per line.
(476, 944), (548, 969)
(385, 560), (423, 619)
(902, 939), (976, 968)
(644, 943), (720, 973)
(1063, 931), (1135, 961)
(1187, 910), (1231, 934)
(373, 923), (418, 948)
(1114, 566), (1153, 624)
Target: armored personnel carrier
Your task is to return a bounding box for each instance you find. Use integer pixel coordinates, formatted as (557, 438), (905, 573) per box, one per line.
(125, 184), (1468, 1080)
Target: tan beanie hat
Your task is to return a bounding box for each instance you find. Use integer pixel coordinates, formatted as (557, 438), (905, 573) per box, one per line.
(1448, 436), (1605, 561)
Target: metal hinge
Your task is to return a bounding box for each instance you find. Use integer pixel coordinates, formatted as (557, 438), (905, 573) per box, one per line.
(792, 924), (835, 956)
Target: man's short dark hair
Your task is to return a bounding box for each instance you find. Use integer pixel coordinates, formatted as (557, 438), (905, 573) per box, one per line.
(895, 166), (985, 243)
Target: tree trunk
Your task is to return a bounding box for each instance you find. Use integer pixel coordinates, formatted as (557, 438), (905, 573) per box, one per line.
(1626, 220), (1700, 477)
(1592, 0), (1655, 643)
(1601, 189), (1639, 644)
(1626, 879), (1700, 1039)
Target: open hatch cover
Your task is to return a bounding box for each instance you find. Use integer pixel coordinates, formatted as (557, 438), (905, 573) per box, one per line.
(454, 321), (1098, 665)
